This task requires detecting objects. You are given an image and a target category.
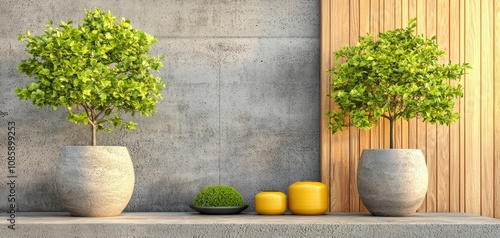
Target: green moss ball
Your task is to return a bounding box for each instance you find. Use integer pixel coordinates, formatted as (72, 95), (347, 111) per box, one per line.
(193, 185), (245, 207)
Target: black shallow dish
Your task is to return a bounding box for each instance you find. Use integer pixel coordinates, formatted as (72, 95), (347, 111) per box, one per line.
(189, 205), (249, 215)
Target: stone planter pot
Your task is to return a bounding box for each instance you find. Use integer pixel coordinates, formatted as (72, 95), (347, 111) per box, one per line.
(55, 146), (135, 217)
(357, 149), (428, 216)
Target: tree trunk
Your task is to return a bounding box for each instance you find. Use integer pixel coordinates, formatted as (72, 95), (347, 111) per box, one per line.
(389, 118), (394, 149)
(92, 124), (97, 146)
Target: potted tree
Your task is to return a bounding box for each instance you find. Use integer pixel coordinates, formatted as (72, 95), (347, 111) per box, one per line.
(16, 8), (165, 216)
(325, 19), (470, 216)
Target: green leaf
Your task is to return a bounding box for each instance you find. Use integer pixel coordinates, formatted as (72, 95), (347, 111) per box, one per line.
(325, 17), (469, 147)
(16, 7), (166, 145)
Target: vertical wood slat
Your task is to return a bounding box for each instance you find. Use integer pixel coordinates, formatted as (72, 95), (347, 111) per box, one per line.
(406, 3), (418, 206)
(331, 0), (351, 212)
(348, 0), (361, 213)
(381, 0), (394, 149)
(459, 0), (466, 214)
(394, 0), (403, 150)
(495, 0), (500, 220)
(448, 0), (461, 214)
(320, 0), (500, 218)
(370, 0), (381, 153)
(397, 0), (408, 151)
(464, 0), (481, 215)
(358, 0), (371, 213)
(480, 0), (494, 218)
(425, 0), (438, 213)
(415, 1), (428, 212)
(319, 0), (332, 211)
(436, 0), (450, 213)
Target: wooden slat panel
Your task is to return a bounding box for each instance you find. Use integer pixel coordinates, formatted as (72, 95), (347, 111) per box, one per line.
(327, 0), (337, 212)
(459, 0), (466, 214)
(494, 0), (500, 219)
(394, 1), (403, 150)
(480, 0), (494, 218)
(426, 0), (438, 213)
(464, 0), (482, 215)
(416, 0), (428, 212)
(358, 0), (371, 213)
(370, 0), (381, 153)
(448, 0), (461, 213)
(382, 0), (395, 42)
(407, 0), (418, 153)
(349, 0), (361, 213)
(319, 0), (332, 212)
(395, 0), (402, 28)
(436, 0), (450, 213)
(382, 0), (394, 149)
(379, 0), (385, 32)
(320, 0), (499, 218)
(400, 1), (409, 150)
(330, 0), (351, 212)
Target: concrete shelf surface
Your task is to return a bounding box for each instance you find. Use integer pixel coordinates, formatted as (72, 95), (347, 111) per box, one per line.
(2, 212), (500, 237)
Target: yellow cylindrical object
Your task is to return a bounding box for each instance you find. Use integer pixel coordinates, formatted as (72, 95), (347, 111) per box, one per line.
(288, 181), (328, 215)
(254, 191), (287, 215)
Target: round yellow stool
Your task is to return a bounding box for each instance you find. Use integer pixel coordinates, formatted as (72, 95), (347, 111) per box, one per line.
(254, 191), (287, 215)
(288, 181), (328, 215)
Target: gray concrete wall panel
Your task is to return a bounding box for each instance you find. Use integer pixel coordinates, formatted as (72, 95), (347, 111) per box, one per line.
(0, 0), (320, 212)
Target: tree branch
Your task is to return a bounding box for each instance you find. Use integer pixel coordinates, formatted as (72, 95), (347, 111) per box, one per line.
(381, 114), (391, 120)
(82, 103), (96, 126)
(94, 106), (109, 120)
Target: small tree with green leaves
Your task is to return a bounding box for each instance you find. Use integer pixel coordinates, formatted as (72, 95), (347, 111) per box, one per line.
(16, 8), (165, 146)
(325, 19), (470, 149)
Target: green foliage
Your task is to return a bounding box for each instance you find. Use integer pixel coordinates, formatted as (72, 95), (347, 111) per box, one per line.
(325, 18), (470, 148)
(16, 8), (165, 145)
(193, 185), (245, 207)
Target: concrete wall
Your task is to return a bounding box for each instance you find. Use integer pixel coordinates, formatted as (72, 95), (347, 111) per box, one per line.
(0, 0), (320, 212)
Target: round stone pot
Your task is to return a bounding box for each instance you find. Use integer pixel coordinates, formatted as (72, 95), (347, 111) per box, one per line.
(55, 146), (135, 217)
(357, 149), (428, 216)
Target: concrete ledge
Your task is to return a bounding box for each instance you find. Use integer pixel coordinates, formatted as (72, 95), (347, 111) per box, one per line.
(2, 212), (500, 237)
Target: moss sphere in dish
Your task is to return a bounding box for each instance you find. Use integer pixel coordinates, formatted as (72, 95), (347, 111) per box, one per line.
(193, 185), (245, 207)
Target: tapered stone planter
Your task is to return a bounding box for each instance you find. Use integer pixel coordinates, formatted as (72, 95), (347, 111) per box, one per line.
(357, 149), (428, 217)
(55, 146), (135, 217)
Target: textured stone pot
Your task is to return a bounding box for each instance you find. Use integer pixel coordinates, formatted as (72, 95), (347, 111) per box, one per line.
(357, 149), (428, 216)
(55, 146), (135, 217)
